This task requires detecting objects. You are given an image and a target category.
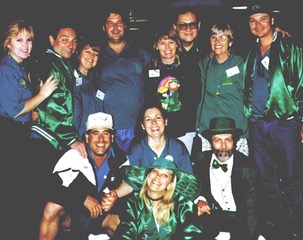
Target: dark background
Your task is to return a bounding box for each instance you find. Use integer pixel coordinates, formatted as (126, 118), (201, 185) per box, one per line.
(0, 0), (301, 60)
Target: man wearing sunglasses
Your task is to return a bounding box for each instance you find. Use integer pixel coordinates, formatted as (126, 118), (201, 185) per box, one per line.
(173, 6), (204, 65)
(171, 6), (204, 156)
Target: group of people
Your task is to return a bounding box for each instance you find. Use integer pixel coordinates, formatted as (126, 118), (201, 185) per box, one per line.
(0, 1), (302, 240)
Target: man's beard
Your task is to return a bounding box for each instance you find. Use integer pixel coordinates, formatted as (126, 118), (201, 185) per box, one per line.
(214, 149), (232, 162)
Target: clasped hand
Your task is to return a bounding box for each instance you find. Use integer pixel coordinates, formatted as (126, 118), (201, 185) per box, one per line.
(197, 200), (212, 216)
(101, 190), (118, 212)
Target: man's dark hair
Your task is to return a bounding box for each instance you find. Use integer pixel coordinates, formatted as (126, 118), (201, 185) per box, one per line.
(48, 16), (78, 39)
(99, 1), (130, 26)
(172, 6), (200, 24)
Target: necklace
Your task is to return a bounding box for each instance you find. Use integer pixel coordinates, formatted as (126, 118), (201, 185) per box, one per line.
(146, 192), (163, 202)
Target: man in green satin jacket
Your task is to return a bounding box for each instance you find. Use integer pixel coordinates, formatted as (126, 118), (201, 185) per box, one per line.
(25, 19), (87, 239)
(243, 2), (303, 239)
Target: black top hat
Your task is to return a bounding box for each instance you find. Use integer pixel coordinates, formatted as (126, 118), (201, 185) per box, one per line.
(202, 117), (243, 141)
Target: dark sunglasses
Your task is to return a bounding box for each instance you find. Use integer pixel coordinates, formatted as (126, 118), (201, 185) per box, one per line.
(176, 22), (198, 31)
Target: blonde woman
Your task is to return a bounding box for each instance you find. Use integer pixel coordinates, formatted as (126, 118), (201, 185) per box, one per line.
(0, 19), (58, 238)
(114, 157), (202, 239)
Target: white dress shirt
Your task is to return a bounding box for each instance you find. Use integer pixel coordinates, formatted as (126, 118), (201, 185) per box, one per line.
(210, 153), (236, 212)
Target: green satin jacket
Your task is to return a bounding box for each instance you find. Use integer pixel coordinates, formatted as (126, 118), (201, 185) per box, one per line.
(114, 191), (203, 240)
(243, 32), (303, 119)
(30, 49), (78, 150)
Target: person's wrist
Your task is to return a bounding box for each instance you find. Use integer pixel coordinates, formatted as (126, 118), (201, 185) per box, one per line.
(111, 190), (119, 199)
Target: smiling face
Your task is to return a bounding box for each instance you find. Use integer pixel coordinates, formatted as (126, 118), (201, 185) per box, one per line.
(8, 29), (33, 63)
(174, 11), (200, 50)
(248, 13), (274, 38)
(211, 133), (234, 163)
(156, 36), (178, 65)
(141, 107), (167, 139)
(103, 13), (126, 43)
(78, 44), (100, 75)
(50, 27), (77, 59)
(146, 168), (174, 193)
(85, 127), (114, 158)
(209, 24), (234, 60)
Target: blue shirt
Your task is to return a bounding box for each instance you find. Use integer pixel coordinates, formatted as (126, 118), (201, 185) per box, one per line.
(97, 42), (151, 130)
(0, 54), (32, 122)
(73, 69), (104, 138)
(127, 135), (193, 173)
(88, 147), (113, 193)
(251, 50), (270, 117)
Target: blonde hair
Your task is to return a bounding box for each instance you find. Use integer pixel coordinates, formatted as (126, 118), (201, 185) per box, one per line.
(150, 27), (182, 67)
(210, 23), (234, 42)
(3, 20), (34, 53)
(139, 170), (177, 226)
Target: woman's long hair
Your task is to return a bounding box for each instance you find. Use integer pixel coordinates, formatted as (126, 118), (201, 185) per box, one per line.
(139, 170), (177, 226)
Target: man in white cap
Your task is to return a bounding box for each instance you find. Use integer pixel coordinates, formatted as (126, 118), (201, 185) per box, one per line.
(39, 112), (129, 240)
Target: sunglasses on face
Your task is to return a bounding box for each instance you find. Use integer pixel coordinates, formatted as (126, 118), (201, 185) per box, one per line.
(176, 22), (198, 31)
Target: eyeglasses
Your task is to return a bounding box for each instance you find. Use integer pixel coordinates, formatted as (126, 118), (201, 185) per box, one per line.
(176, 22), (198, 31)
(210, 35), (228, 42)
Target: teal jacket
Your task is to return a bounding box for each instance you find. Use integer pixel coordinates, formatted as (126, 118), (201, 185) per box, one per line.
(30, 49), (78, 150)
(243, 32), (303, 119)
(114, 191), (203, 240)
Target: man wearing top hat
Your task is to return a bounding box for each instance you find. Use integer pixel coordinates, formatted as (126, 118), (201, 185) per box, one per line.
(39, 112), (129, 240)
(243, 1), (303, 239)
(193, 117), (261, 240)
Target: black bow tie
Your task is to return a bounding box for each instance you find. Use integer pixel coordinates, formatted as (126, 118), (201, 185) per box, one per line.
(212, 159), (228, 172)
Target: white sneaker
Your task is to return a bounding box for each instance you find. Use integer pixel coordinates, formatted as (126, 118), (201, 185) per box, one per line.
(88, 233), (110, 240)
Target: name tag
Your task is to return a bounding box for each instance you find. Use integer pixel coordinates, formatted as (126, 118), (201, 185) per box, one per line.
(261, 56), (270, 70)
(149, 69), (160, 78)
(96, 90), (105, 100)
(75, 77), (82, 86)
(226, 66), (240, 77)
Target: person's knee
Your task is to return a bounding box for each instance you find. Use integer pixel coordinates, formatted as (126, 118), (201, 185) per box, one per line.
(43, 202), (64, 221)
(102, 214), (120, 235)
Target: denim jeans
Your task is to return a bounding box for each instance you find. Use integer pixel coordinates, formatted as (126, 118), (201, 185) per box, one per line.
(249, 118), (302, 233)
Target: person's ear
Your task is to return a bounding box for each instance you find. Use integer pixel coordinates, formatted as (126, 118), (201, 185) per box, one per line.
(85, 133), (89, 143)
(49, 35), (55, 46)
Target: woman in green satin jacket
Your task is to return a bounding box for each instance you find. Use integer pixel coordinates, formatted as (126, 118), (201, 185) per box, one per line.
(114, 157), (203, 240)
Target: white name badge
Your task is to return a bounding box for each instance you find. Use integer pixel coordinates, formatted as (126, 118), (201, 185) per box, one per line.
(75, 77), (82, 86)
(226, 66), (240, 77)
(96, 89), (105, 100)
(149, 69), (160, 78)
(261, 56), (270, 70)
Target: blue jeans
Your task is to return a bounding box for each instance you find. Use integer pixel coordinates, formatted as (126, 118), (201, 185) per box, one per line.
(115, 128), (135, 153)
(249, 118), (302, 232)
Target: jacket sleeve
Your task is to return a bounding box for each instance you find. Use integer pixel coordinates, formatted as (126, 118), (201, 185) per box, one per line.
(30, 52), (79, 149)
(171, 196), (204, 239)
(113, 193), (141, 239)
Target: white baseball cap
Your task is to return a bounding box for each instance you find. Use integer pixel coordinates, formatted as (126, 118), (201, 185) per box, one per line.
(86, 112), (114, 132)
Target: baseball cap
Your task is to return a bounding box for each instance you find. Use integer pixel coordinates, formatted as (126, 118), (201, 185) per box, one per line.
(86, 112), (114, 132)
(247, 1), (272, 16)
